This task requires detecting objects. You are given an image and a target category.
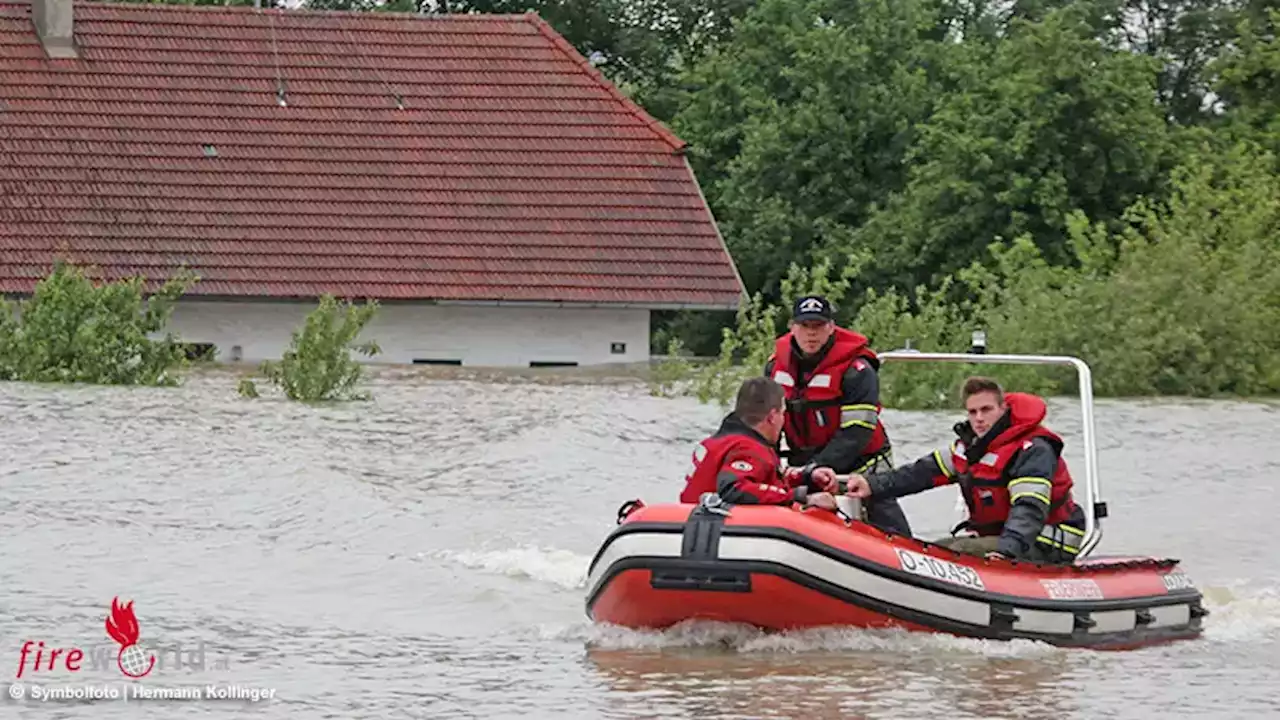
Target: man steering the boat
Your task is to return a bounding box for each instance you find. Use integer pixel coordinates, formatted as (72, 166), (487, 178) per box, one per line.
(680, 376), (843, 509)
(764, 295), (913, 536)
(843, 376), (1087, 563)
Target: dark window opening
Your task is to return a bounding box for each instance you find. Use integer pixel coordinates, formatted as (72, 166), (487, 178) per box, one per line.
(183, 343), (218, 362)
(530, 361), (578, 368)
(610, 342), (626, 354)
(412, 358), (462, 366)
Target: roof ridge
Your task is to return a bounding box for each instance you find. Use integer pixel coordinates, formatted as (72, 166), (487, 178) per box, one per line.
(522, 12), (686, 155)
(0, 0), (535, 22)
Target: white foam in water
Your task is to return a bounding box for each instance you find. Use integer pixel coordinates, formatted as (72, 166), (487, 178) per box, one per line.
(541, 582), (1280, 656)
(428, 546), (590, 590)
(540, 619), (1061, 659)
(1199, 582), (1280, 642)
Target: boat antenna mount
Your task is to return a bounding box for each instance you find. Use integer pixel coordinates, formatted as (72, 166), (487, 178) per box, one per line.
(969, 329), (987, 355)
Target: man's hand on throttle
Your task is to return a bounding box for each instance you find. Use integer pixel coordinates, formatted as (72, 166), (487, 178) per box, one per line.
(843, 474), (872, 499)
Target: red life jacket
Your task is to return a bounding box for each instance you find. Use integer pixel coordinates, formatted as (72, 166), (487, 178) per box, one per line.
(951, 393), (1079, 535)
(679, 417), (782, 504)
(768, 327), (888, 466)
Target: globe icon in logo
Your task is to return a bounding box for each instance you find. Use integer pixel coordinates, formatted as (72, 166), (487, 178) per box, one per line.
(119, 644), (154, 678)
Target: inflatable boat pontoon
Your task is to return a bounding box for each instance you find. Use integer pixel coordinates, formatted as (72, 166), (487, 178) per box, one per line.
(585, 348), (1207, 650)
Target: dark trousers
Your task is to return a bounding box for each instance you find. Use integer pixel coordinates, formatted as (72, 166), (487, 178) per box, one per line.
(933, 534), (1074, 564)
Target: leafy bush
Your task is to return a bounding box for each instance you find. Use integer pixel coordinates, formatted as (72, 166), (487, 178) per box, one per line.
(647, 336), (697, 398)
(862, 138), (1280, 404)
(240, 295), (382, 402)
(953, 140), (1280, 399)
(0, 261), (196, 386)
(654, 139), (1280, 408)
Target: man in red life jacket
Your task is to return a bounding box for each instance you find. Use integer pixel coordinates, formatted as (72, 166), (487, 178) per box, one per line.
(680, 376), (842, 508)
(844, 376), (1087, 563)
(764, 295), (913, 536)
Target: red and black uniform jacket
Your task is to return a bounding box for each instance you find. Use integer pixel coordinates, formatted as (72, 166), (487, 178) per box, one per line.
(862, 393), (1086, 559)
(763, 327), (890, 475)
(679, 413), (820, 506)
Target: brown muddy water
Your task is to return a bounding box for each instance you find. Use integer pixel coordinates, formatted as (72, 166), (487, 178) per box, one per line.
(1, 367), (1277, 719)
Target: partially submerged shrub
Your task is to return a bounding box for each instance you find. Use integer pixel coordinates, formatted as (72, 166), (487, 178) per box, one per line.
(0, 261), (196, 386)
(647, 337), (697, 398)
(241, 295), (381, 402)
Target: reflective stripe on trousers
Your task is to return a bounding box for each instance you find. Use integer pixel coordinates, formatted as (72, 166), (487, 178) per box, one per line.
(856, 450), (894, 475)
(1036, 522), (1085, 556)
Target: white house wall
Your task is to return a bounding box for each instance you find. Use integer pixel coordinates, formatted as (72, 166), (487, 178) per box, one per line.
(164, 301), (651, 367)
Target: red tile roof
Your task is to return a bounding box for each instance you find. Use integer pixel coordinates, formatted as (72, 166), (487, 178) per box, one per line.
(0, 1), (745, 308)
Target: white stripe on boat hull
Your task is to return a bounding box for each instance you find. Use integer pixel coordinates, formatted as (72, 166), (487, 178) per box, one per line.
(588, 530), (1199, 639)
(717, 535), (991, 626)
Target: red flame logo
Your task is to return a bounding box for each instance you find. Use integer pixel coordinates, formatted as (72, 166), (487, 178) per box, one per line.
(105, 597), (156, 678)
(105, 598), (140, 646)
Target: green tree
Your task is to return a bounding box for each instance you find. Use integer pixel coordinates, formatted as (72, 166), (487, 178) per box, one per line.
(670, 0), (947, 300)
(1213, 9), (1280, 152)
(851, 3), (1173, 293)
(873, 137), (1280, 403)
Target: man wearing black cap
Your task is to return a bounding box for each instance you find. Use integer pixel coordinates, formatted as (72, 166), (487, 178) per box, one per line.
(763, 295), (913, 536)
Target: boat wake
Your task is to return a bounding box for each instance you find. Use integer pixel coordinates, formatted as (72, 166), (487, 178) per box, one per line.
(425, 546), (589, 590)
(421, 542), (1279, 653)
(543, 579), (1280, 657)
(1198, 581), (1280, 642)
(540, 619), (1063, 658)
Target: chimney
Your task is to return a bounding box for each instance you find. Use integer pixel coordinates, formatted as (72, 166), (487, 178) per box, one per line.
(31, 0), (78, 59)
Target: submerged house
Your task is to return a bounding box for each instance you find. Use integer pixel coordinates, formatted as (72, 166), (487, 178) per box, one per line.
(0, 0), (744, 367)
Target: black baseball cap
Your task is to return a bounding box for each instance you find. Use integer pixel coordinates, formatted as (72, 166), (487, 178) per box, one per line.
(792, 295), (834, 322)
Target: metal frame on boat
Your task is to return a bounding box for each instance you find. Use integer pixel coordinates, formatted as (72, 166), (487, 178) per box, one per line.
(876, 338), (1108, 558)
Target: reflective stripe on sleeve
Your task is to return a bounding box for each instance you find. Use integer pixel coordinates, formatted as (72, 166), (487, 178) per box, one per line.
(932, 448), (956, 478)
(839, 403), (877, 430)
(1007, 476), (1052, 506)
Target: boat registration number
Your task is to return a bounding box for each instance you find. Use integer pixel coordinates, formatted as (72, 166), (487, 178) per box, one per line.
(1162, 571), (1195, 591)
(895, 548), (986, 591)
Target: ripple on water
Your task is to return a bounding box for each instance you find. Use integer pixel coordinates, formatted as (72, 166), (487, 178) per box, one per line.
(1, 369), (1278, 719)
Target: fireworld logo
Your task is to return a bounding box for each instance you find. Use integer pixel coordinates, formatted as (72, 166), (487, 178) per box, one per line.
(16, 596), (162, 680)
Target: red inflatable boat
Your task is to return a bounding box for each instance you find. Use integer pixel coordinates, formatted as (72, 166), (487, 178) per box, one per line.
(585, 350), (1208, 650)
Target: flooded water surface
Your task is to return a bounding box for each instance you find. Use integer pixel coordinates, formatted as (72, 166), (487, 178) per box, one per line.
(1, 368), (1277, 719)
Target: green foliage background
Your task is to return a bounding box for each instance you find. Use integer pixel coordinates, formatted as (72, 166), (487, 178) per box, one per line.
(638, 0), (1280, 407)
